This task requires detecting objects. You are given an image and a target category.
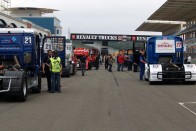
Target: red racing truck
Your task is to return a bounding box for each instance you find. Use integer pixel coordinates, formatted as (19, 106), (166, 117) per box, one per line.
(74, 48), (90, 69)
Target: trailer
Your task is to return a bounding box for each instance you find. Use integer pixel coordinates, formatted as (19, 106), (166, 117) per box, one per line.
(144, 36), (196, 84)
(0, 28), (42, 101)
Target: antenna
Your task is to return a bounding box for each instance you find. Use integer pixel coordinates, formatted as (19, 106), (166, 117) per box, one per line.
(0, 0), (11, 15)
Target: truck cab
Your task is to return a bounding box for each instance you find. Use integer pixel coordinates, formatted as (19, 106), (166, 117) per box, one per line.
(145, 36), (196, 84)
(0, 28), (42, 101)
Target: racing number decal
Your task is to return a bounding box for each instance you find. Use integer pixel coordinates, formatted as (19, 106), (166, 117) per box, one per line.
(44, 43), (52, 50)
(176, 41), (182, 48)
(24, 36), (32, 44)
(66, 46), (72, 50)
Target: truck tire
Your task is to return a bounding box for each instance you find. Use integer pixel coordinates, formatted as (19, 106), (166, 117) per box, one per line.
(19, 77), (27, 102)
(3, 71), (27, 102)
(32, 73), (42, 93)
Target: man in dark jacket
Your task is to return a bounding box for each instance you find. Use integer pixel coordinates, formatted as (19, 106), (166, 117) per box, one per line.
(42, 50), (52, 92)
(79, 55), (87, 76)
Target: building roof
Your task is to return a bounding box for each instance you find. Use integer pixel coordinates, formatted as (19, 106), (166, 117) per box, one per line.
(136, 20), (185, 33)
(7, 7), (58, 14)
(0, 28), (36, 34)
(148, 0), (196, 21)
(179, 25), (196, 35)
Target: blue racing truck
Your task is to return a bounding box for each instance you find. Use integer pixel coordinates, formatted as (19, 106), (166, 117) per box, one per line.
(0, 28), (42, 101)
(144, 36), (196, 84)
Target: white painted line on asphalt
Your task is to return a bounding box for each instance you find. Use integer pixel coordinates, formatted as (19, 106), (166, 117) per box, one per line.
(178, 102), (196, 116)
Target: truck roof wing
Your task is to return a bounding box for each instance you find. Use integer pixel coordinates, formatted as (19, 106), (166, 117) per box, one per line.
(0, 28), (36, 34)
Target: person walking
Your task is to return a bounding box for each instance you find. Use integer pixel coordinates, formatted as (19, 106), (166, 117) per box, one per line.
(42, 50), (52, 92)
(79, 55), (87, 76)
(139, 51), (146, 81)
(95, 53), (100, 70)
(49, 51), (62, 93)
(108, 54), (113, 72)
(105, 55), (109, 70)
(127, 53), (133, 71)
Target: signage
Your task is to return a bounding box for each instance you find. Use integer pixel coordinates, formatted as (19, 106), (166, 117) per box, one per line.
(176, 41), (182, 49)
(71, 34), (151, 41)
(0, 35), (21, 44)
(155, 40), (175, 53)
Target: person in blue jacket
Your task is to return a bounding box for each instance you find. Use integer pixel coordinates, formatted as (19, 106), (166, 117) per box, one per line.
(139, 51), (146, 81)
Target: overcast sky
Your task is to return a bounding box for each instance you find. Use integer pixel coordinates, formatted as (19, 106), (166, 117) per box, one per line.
(12, 0), (166, 36)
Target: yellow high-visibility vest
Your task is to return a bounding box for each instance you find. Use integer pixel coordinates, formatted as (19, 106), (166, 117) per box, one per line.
(50, 57), (61, 73)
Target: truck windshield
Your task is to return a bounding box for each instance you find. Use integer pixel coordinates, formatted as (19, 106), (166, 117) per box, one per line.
(43, 38), (64, 53)
(158, 56), (172, 64)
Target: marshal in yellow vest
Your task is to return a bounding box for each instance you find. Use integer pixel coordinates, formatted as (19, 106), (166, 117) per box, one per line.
(50, 57), (61, 73)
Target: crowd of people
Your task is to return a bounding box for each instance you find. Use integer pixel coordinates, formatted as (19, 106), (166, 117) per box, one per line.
(43, 49), (194, 92)
(103, 50), (146, 81)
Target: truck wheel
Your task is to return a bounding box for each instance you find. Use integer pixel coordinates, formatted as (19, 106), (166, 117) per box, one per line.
(145, 78), (148, 81)
(32, 73), (42, 93)
(3, 71), (27, 102)
(19, 77), (28, 102)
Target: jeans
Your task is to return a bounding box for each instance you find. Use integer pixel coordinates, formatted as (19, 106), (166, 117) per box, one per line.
(108, 64), (112, 72)
(45, 71), (51, 91)
(105, 62), (108, 69)
(80, 63), (86, 75)
(117, 63), (124, 71)
(140, 65), (145, 80)
(51, 72), (60, 92)
(128, 61), (133, 71)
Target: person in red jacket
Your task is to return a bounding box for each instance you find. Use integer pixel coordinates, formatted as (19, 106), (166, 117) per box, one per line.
(117, 53), (125, 71)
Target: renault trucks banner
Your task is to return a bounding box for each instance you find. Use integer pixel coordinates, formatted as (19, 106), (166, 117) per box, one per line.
(71, 33), (150, 41)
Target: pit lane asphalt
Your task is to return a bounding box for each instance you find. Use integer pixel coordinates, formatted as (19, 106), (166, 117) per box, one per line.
(0, 63), (196, 131)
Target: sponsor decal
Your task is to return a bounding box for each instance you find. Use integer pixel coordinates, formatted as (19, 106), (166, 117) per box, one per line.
(156, 40), (175, 53)
(11, 37), (16, 42)
(187, 64), (193, 68)
(153, 65), (159, 68)
(157, 42), (173, 47)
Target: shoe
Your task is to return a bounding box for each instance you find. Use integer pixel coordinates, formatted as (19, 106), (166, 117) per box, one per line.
(82, 73), (84, 76)
(57, 90), (61, 93)
(50, 91), (55, 93)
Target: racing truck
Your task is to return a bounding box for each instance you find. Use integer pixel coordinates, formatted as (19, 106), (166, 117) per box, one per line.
(144, 36), (196, 84)
(89, 48), (99, 69)
(74, 47), (89, 69)
(42, 36), (74, 77)
(0, 28), (42, 101)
